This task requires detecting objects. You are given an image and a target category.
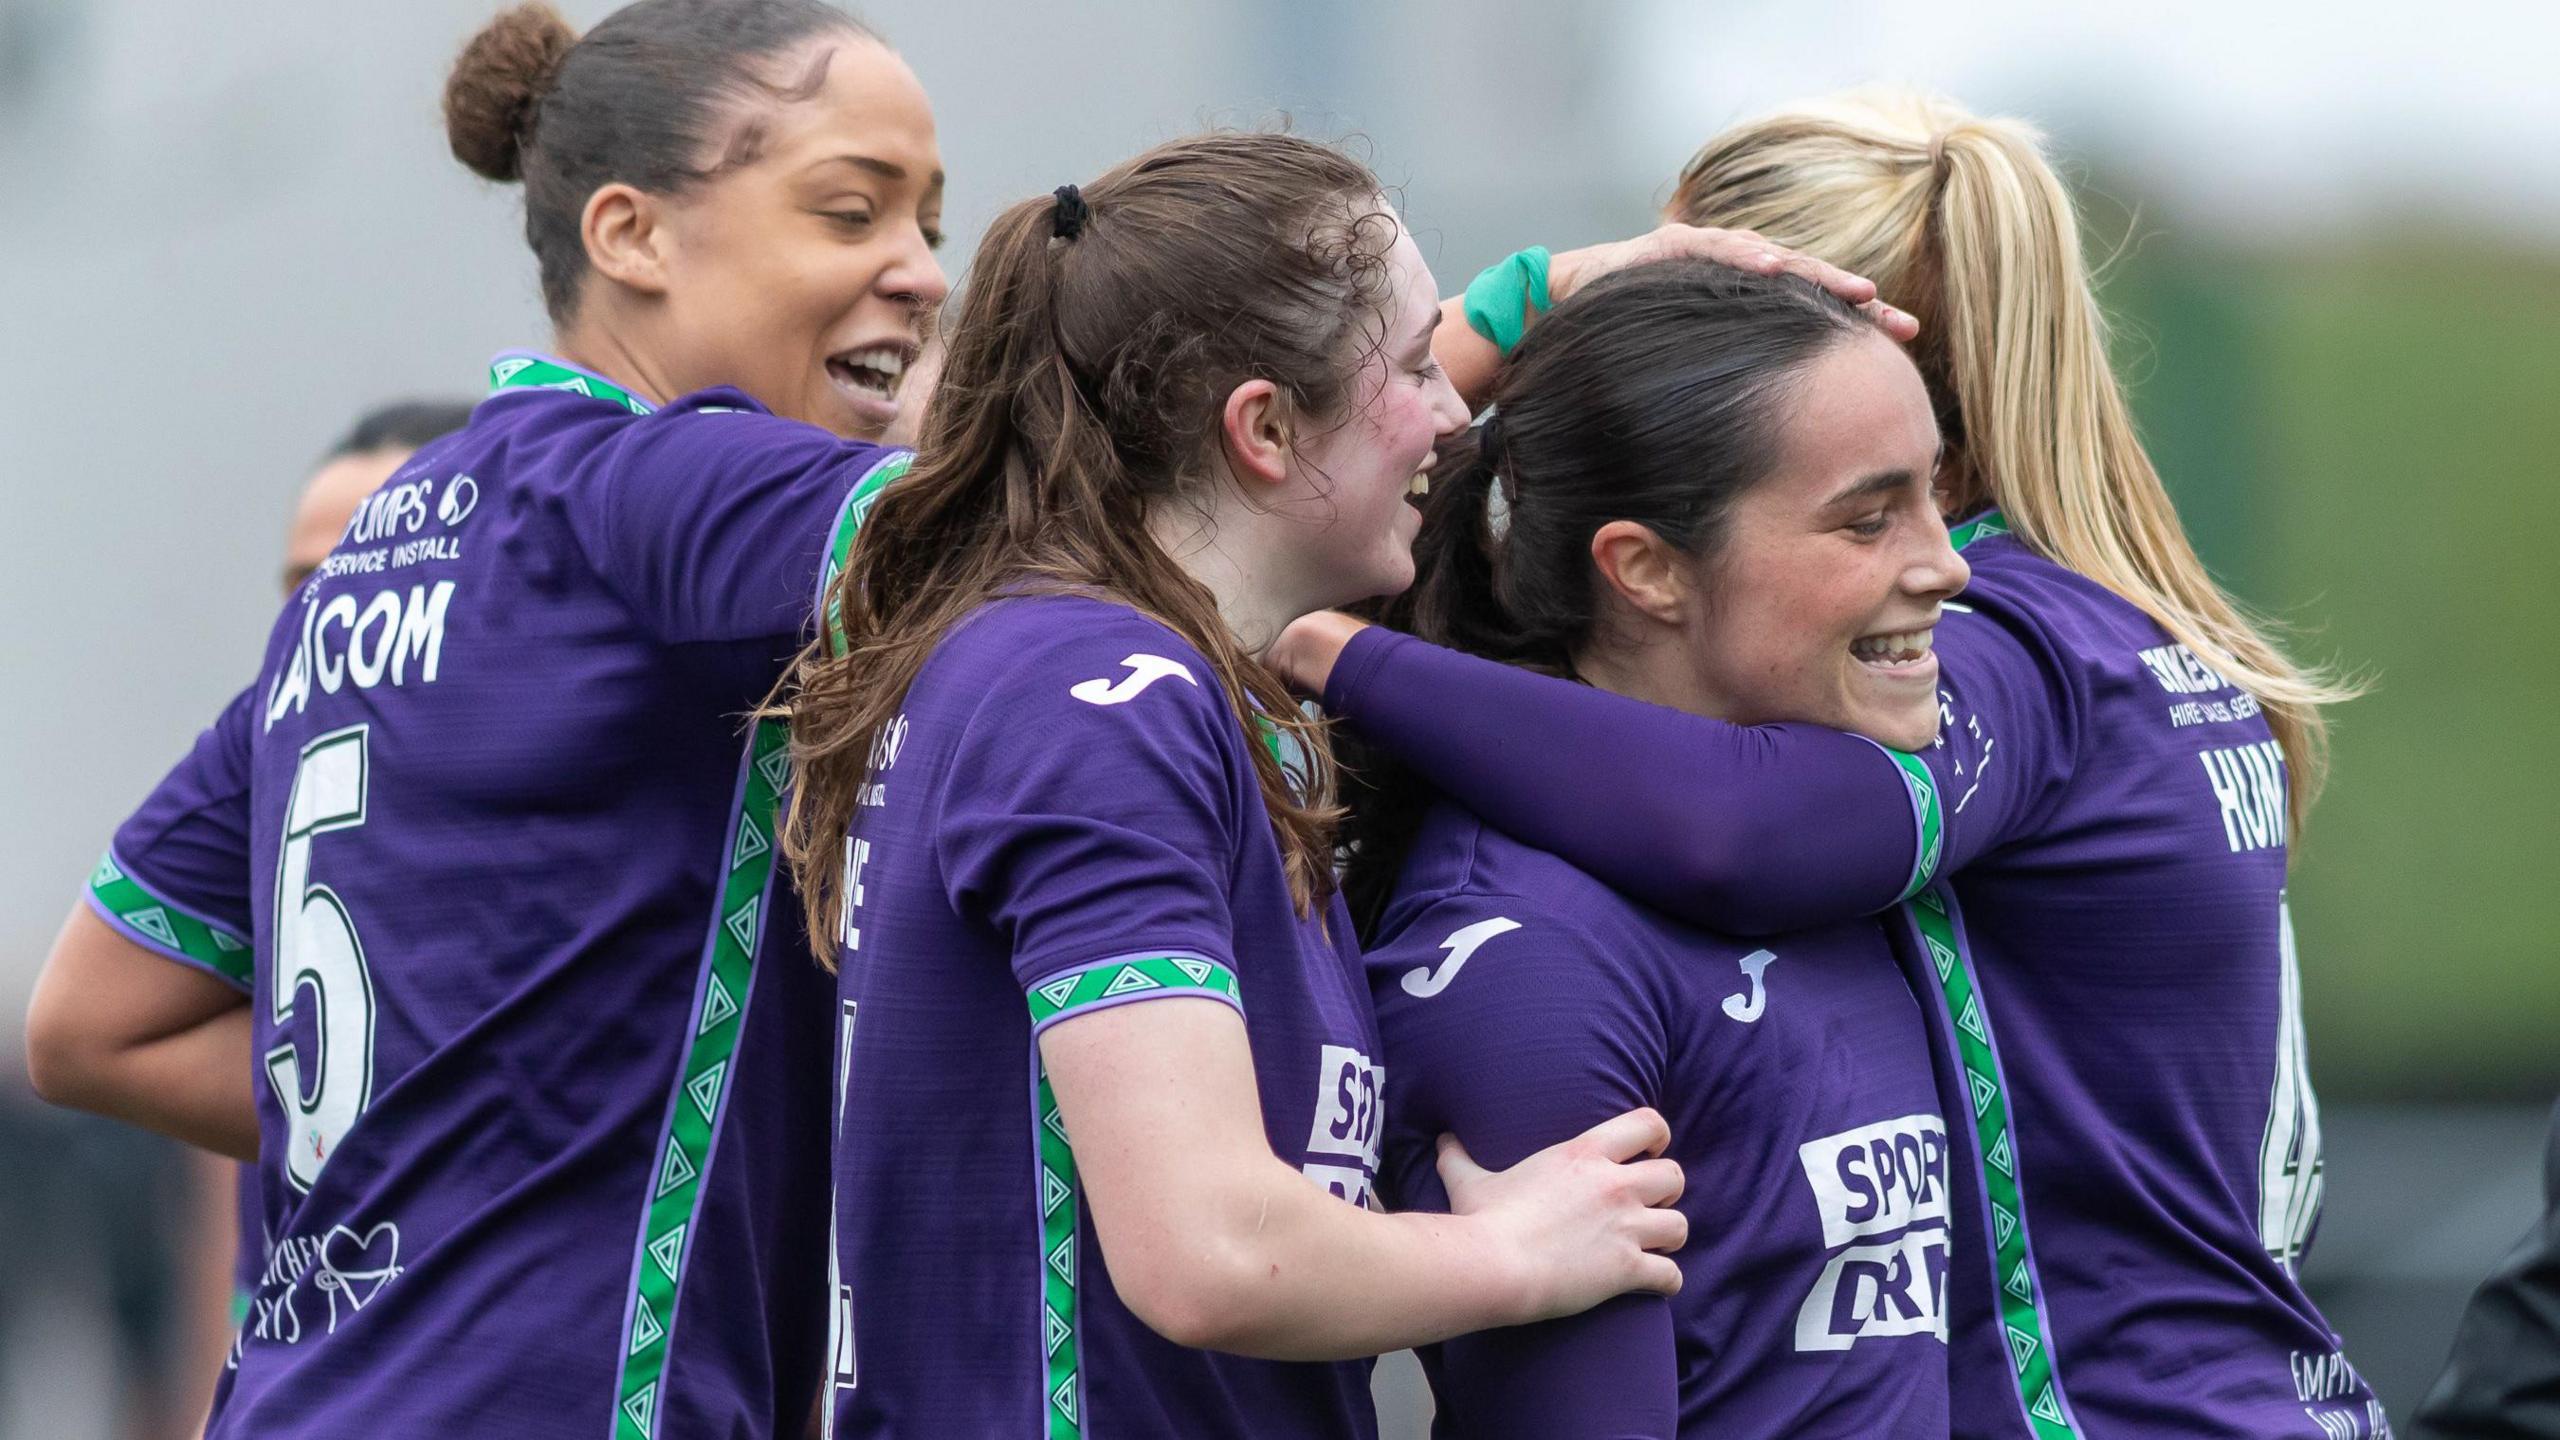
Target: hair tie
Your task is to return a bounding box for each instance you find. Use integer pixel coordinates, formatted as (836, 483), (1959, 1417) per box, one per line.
(1476, 412), (1503, 463)
(1050, 184), (1090, 241)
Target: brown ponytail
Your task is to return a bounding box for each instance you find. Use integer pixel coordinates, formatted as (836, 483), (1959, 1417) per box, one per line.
(783, 133), (1402, 957)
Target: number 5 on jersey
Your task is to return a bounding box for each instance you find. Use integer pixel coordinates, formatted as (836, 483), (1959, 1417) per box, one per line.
(265, 725), (379, 1192)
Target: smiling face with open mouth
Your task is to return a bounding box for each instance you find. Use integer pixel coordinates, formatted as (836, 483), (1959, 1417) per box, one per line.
(650, 35), (949, 440)
(1676, 329), (1967, 752)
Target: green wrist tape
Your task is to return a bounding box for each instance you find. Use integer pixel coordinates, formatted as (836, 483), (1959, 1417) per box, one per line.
(1462, 246), (1553, 357)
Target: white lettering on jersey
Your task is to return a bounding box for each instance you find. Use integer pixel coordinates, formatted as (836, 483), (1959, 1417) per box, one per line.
(1069, 653), (1197, 706)
(1721, 949), (1779, 1023)
(1793, 1227), (1953, 1352)
(2259, 898), (2326, 1273)
(1798, 1114), (1952, 1248)
(2199, 739), (2288, 853)
(264, 581), (457, 731)
(1793, 1116), (1951, 1351)
(838, 837), (872, 953)
(1302, 1045), (1385, 1206)
(1400, 916), (1522, 999)
(2137, 642), (2234, 695)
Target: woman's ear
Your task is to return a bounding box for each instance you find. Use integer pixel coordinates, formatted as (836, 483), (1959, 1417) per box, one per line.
(582, 182), (673, 297)
(1590, 520), (1693, 626)
(1218, 379), (1293, 492)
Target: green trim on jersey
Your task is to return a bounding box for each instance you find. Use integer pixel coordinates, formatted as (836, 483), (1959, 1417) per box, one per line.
(87, 850), (252, 988)
(613, 719), (791, 1440)
(1886, 751), (1946, 903)
(489, 354), (655, 416)
(1023, 955), (1239, 1438)
(1026, 954), (1242, 1029)
(1034, 1063), (1083, 1439)
(1903, 885), (2082, 1440)
(1949, 508), (2011, 551)
(820, 452), (913, 657)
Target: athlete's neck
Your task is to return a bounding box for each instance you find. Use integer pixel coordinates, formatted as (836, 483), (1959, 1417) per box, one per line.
(1144, 498), (1304, 658)
(1573, 633), (1734, 724)
(548, 322), (677, 411)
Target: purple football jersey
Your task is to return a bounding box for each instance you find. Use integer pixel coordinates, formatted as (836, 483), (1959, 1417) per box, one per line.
(826, 594), (1381, 1440)
(1367, 801), (1951, 1439)
(86, 354), (907, 1440)
(1321, 512), (2377, 1439)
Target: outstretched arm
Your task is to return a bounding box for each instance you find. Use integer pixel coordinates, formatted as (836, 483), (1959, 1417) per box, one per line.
(1289, 620), (1935, 933)
(1434, 225), (1918, 411)
(1041, 995), (1685, 1362)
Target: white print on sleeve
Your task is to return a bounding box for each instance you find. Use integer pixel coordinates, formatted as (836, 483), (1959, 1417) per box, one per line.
(1400, 916), (1522, 999)
(1069, 654), (1197, 706)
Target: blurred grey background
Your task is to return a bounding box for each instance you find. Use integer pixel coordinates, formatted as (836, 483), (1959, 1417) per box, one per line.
(3, 0), (2554, 1435)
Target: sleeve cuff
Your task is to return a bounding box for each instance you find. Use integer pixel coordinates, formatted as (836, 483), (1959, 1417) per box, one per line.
(1025, 950), (1242, 1035)
(83, 850), (253, 992)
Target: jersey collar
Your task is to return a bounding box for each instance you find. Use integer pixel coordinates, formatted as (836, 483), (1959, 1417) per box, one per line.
(486, 351), (655, 416)
(1948, 507), (2010, 551)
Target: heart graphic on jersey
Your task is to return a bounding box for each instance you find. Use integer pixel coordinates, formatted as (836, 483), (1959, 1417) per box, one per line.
(316, 1221), (404, 1331)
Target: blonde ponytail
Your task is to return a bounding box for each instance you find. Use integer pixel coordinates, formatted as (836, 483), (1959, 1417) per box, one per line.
(1670, 91), (2358, 830)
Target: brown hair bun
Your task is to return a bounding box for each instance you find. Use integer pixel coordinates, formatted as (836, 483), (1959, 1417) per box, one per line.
(444, 2), (578, 184)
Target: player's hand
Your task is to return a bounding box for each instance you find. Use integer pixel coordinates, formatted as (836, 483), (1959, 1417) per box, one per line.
(1548, 224), (1919, 342)
(1265, 610), (1370, 698)
(1438, 1107), (1688, 1326)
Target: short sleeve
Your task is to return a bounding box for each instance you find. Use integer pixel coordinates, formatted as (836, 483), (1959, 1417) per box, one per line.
(569, 392), (908, 646)
(932, 607), (1249, 1027)
(1370, 897), (1676, 1437)
(87, 688), (258, 991)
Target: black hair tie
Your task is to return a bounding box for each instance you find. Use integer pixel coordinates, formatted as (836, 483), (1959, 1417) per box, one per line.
(1050, 184), (1090, 241)
(1475, 412), (1503, 462)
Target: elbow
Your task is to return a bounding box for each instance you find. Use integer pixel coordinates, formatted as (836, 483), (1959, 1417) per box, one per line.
(23, 999), (106, 1111)
(1113, 1237), (1263, 1353)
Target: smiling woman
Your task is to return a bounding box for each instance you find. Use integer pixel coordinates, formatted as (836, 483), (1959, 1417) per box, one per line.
(24, 3), (953, 1438)
(446, 0), (945, 437)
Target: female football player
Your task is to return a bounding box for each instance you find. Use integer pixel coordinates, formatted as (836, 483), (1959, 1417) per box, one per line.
(782, 134), (1691, 1439)
(1284, 91), (2372, 1439)
(31, 3), (940, 1434)
(1360, 260), (1962, 1438)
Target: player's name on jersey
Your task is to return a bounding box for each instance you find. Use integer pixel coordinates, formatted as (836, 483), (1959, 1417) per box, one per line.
(264, 580), (458, 731)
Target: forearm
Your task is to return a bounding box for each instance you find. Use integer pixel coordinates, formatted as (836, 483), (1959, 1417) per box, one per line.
(1327, 627), (1920, 930)
(35, 1005), (258, 1159)
(1158, 1159), (1532, 1361)
(26, 903), (260, 1158)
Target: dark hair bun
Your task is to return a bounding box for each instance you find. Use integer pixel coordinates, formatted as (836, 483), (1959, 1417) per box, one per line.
(444, 2), (578, 183)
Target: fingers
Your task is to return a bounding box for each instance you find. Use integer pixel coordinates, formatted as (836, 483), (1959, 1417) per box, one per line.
(1631, 1203), (1689, 1256)
(1434, 1130), (1489, 1191)
(1627, 1154), (1684, 1209)
(1575, 1105), (1672, 1163)
(1630, 1252), (1684, 1297)
(1861, 298), (1922, 342)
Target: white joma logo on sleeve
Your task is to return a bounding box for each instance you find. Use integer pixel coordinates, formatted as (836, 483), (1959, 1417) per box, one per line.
(1069, 653), (1198, 706)
(1400, 917), (1522, 998)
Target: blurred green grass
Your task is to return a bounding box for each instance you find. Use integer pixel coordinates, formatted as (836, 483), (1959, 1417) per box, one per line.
(2109, 242), (2560, 1099)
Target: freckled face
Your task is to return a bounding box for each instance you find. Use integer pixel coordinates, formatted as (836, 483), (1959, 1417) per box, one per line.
(1289, 224), (1473, 608)
(1680, 332), (1966, 751)
(653, 37), (949, 439)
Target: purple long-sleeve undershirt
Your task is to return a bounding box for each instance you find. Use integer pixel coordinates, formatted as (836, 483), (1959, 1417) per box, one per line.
(1324, 626), (1925, 935)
